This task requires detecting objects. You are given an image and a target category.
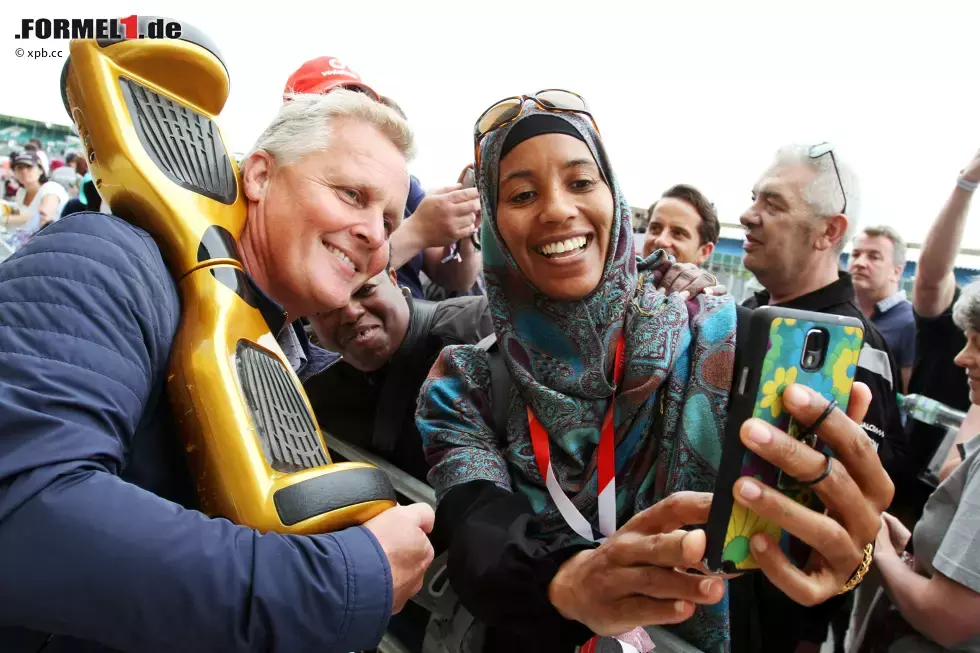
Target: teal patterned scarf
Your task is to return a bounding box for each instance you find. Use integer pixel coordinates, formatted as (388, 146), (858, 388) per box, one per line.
(417, 102), (737, 651)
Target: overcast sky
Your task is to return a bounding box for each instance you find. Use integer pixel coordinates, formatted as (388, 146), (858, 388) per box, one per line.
(4, 0), (979, 249)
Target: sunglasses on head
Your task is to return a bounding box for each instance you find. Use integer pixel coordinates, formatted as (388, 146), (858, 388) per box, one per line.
(473, 90), (598, 172)
(808, 142), (847, 215)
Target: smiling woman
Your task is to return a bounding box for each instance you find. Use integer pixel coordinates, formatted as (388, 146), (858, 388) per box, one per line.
(416, 93), (897, 653)
(495, 125), (614, 300)
(416, 96), (740, 653)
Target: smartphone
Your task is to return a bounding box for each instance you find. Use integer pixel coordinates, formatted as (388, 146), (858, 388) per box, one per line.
(703, 306), (866, 574)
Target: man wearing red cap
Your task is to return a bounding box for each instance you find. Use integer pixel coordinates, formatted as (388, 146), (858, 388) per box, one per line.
(284, 57), (482, 300)
(282, 56), (381, 101)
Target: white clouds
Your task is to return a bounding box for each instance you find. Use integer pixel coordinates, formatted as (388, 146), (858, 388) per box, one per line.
(4, 0), (978, 245)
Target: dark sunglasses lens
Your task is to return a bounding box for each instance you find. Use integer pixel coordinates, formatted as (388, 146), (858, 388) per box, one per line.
(477, 99), (523, 136)
(536, 90), (588, 112)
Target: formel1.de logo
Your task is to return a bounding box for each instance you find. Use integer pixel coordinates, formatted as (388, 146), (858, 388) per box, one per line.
(15, 16), (183, 40)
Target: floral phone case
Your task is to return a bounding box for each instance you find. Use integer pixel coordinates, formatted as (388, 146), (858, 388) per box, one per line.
(704, 307), (865, 573)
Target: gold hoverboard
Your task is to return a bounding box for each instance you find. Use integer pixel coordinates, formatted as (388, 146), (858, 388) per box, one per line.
(59, 18), (396, 534)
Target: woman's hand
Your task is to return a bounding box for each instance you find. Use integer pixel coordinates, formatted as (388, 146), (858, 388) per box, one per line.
(547, 492), (726, 636)
(875, 517), (898, 559)
(731, 382), (894, 606)
(875, 512), (912, 559)
(658, 262), (726, 299)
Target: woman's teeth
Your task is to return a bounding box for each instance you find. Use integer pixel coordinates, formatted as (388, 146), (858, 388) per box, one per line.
(325, 243), (356, 271)
(536, 236), (588, 257)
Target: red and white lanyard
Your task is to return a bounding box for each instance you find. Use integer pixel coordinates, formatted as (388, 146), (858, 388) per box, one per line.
(528, 336), (648, 653)
(527, 335), (626, 543)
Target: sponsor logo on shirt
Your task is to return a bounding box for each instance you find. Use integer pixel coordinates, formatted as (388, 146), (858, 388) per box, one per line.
(861, 422), (884, 451)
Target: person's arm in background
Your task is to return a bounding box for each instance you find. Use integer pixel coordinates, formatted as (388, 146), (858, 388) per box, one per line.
(3, 196), (32, 226)
(876, 455), (980, 650)
(0, 217), (432, 653)
(37, 193), (61, 227)
(939, 404), (980, 482)
(914, 148), (979, 317)
(3, 211), (31, 227)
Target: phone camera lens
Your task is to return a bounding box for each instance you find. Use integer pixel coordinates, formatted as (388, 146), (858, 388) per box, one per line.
(801, 328), (829, 371)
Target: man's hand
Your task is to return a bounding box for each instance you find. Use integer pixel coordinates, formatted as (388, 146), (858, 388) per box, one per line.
(960, 148), (980, 184)
(547, 492), (726, 636)
(364, 503), (436, 614)
(409, 185), (481, 249)
(389, 185), (482, 270)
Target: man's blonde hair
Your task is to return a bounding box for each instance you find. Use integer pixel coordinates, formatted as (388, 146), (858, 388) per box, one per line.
(248, 89), (415, 165)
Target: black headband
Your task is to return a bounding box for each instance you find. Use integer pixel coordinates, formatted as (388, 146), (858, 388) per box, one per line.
(499, 113), (587, 161)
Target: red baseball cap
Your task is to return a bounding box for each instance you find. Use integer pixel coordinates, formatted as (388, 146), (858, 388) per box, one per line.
(283, 57), (379, 101)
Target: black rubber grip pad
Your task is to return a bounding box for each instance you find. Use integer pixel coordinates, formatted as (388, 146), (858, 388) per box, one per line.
(119, 76), (237, 205)
(274, 466), (396, 526)
(236, 340), (329, 474)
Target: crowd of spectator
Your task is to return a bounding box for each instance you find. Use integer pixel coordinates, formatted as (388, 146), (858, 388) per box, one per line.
(0, 48), (978, 653)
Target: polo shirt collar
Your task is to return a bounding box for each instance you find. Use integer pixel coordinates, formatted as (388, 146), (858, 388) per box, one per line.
(750, 270), (856, 311)
(876, 289), (908, 314)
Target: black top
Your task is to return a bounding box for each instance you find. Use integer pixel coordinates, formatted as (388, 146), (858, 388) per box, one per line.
(908, 284), (971, 413)
(304, 294), (492, 481)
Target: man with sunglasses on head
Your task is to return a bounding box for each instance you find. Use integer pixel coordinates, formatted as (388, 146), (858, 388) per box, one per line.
(284, 57), (483, 301)
(732, 143), (907, 653)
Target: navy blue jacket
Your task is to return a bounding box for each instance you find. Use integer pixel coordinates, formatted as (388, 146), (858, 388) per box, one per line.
(0, 212), (393, 653)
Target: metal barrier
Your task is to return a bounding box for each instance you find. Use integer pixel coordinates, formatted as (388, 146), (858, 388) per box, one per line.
(322, 431), (705, 653)
(378, 633), (414, 653)
(321, 432), (436, 507)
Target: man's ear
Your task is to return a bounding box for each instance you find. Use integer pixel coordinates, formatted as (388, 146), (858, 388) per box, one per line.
(891, 263), (905, 284)
(819, 214), (849, 252)
(242, 151), (275, 202)
(388, 267), (399, 286)
(696, 241), (715, 266)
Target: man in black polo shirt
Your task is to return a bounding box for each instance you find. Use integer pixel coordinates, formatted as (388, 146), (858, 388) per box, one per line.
(731, 143), (907, 653)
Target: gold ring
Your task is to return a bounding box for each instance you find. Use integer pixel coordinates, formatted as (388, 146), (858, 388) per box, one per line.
(839, 543), (874, 594)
